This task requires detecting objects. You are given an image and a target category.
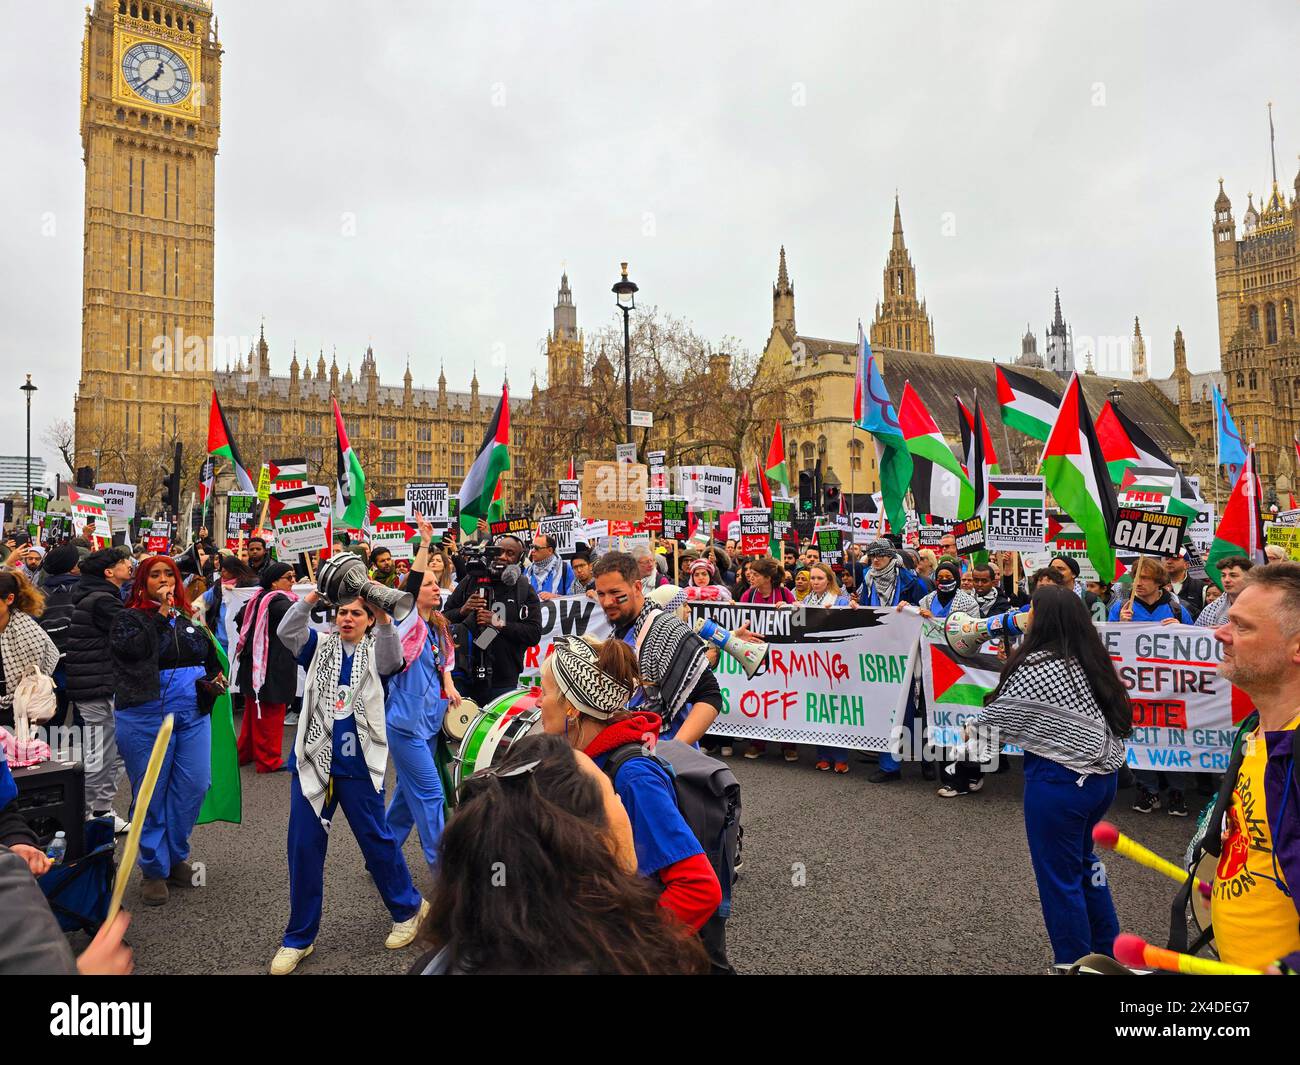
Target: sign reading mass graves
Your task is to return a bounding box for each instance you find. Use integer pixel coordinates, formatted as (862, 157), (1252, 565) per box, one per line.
(581, 461), (647, 523)
(1111, 507), (1187, 556)
(984, 475), (1045, 552)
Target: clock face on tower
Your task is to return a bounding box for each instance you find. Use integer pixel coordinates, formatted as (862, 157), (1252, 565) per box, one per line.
(121, 42), (193, 107)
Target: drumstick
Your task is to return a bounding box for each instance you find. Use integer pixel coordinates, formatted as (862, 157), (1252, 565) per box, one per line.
(1092, 821), (1212, 900)
(1113, 933), (1261, 976)
(105, 713), (175, 926)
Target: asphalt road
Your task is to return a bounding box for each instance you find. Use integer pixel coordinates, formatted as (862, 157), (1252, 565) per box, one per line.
(102, 718), (1206, 976)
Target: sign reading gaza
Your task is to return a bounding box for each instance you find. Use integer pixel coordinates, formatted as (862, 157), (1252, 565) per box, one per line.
(952, 516), (985, 555)
(1111, 506), (1187, 556)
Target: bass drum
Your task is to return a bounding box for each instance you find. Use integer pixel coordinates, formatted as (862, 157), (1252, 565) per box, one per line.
(449, 687), (545, 801)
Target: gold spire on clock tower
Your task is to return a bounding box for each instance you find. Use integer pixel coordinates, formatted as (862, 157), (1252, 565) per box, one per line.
(74, 0), (222, 479)
(869, 195), (936, 354)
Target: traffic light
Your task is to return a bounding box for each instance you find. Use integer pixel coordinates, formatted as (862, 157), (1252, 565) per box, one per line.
(75, 466), (95, 489)
(824, 485), (841, 512)
(798, 471), (816, 514)
(160, 441), (183, 517)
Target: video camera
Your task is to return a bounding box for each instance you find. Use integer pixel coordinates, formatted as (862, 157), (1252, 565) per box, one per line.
(460, 541), (508, 583)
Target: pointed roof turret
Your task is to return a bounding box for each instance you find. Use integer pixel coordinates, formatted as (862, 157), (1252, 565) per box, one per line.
(1215, 177), (1231, 211)
(777, 245), (790, 291)
(891, 193), (905, 250)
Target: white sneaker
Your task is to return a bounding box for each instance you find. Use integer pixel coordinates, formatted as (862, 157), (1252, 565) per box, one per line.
(92, 810), (130, 835)
(270, 943), (314, 975)
(284, 712), (300, 727)
(385, 898), (429, 949)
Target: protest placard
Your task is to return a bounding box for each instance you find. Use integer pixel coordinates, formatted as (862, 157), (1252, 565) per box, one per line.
(404, 482), (450, 525)
(536, 513), (577, 556)
(1266, 523), (1300, 561)
(368, 499), (417, 559)
(985, 475), (1045, 551)
(952, 516), (986, 555)
(581, 461), (647, 522)
(677, 465), (737, 513)
(661, 497), (689, 541)
(739, 508), (773, 555)
(816, 527), (844, 566)
(95, 483), (137, 521)
(557, 479), (581, 516)
(1112, 507), (1187, 556)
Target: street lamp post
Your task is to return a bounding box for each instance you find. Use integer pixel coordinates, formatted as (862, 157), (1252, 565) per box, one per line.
(20, 375), (37, 514)
(1107, 385), (1122, 411)
(612, 262), (639, 448)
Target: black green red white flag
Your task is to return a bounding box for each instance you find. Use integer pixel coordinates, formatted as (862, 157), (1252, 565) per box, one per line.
(458, 384), (511, 535)
(333, 398), (367, 528)
(995, 364), (1059, 443)
(206, 390), (255, 493)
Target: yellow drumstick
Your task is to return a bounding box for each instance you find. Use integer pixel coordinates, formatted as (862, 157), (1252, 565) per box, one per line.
(105, 713), (175, 926)
(1114, 934), (1261, 976)
(1093, 821), (1213, 901)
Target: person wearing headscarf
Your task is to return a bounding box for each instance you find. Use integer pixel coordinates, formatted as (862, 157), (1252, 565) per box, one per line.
(919, 559), (980, 621)
(791, 567), (812, 602)
(858, 540), (927, 608)
(539, 634), (728, 973)
(269, 581), (425, 975)
(684, 558), (732, 603)
(232, 562), (298, 773)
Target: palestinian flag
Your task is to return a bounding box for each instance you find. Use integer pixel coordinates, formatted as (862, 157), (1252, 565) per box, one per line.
(333, 398), (367, 528)
(764, 421), (790, 499)
(957, 396), (1000, 477)
(927, 641), (1002, 712)
(459, 385), (511, 535)
(1040, 373), (1119, 582)
(207, 390), (255, 493)
(269, 457), (308, 490)
(196, 629), (241, 826)
(996, 364), (1059, 443)
(1099, 403), (1202, 522)
(368, 499), (416, 541)
(1207, 446), (1265, 590)
(899, 382), (972, 520)
(757, 461), (773, 508)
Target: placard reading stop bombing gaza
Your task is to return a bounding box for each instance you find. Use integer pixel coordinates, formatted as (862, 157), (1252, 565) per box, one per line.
(1111, 507), (1187, 557)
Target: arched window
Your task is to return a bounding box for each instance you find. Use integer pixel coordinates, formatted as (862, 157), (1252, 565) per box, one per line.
(1266, 303), (1278, 344)
(801, 442), (816, 470)
(849, 439), (864, 472)
(788, 441), (798, 470)
(1249, 305), (1260, 333)
(1237, 372), (1244, 388)
(895, 271), (904, 296)
(817, 435), (827, 457)
(1287, 300), (1296, 335)
(1249, 370), (1257, 390)
(801, 389), (815, 419)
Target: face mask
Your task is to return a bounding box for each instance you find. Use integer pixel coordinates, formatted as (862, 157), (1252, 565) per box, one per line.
(937, 578), (958, 592)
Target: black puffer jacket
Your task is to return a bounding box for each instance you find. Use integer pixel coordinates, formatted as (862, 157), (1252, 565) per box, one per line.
(110, 608), (218, 711)
(232, 591), (298, 705)
(64, 575), (126, 703)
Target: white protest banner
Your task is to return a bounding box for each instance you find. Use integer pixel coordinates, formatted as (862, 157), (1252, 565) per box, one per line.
(677, 465), (737, 513)
(689, 603), (922, 751)
(919, 624), (1243, 773)
(404, 482), (449, 525)
(985, 475), (1045, 552)
(578, 519), (608, 544)
(95, 482), (137, 521)
(516, 594), (614, 685)
(68, 488), (111, 545)
(537, 513), (578, 557)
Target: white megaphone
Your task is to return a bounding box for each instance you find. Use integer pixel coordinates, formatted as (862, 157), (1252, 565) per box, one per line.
(943, 607), (1031, 658)
(693, 617), (770, 679)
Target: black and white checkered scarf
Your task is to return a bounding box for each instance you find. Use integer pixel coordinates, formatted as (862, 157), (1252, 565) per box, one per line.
(628, 602), (709, 730)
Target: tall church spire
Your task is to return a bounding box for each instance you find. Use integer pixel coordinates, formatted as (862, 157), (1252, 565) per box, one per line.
(1044, 289), (1074, 378)
(772, 245), (795, 331)
(1131, 316), (1148, 381)
(869, 195), (935, 353)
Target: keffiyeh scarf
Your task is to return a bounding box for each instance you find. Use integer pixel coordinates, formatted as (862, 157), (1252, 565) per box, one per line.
(0, 612), (59, 713)
(297, 632), (389, 824)
(865, 558), (899, 606)
(626, 602), (709, 729)
(235, 588), (299, 695)
(527, 554), (565, 595)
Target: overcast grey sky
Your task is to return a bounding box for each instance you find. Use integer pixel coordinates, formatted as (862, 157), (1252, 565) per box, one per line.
(1, 0), (1296, 472)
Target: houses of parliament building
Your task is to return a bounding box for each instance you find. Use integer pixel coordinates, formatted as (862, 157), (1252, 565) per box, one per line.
(73, 0), (1300, 519)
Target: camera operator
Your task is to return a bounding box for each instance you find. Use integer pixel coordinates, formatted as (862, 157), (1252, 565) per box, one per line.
(442, 534), (542, 705)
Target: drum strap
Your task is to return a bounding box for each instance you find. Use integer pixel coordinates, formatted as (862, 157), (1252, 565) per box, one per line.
(1167, 710), (1259, 952)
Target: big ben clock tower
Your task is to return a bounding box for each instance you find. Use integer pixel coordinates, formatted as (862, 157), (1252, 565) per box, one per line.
(75, 1), (221, 478)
